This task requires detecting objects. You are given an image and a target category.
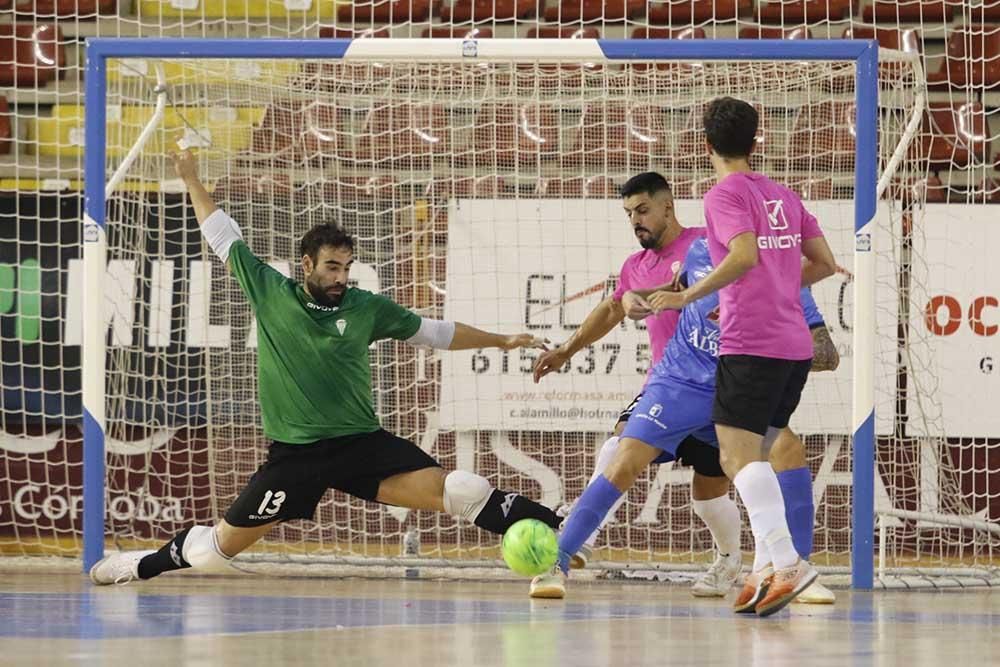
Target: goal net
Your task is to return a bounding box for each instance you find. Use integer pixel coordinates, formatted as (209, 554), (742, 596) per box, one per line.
(8, 35), (996, 587)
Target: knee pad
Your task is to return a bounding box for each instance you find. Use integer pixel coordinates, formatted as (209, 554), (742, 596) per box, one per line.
(181, 525), (234, 574)
(443, 470), (493, 521)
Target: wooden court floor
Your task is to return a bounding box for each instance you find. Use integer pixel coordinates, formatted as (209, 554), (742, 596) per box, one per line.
(1, 571), (998, 667)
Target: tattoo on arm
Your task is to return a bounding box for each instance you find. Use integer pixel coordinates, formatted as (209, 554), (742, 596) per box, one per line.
(810, 326), (840, 372)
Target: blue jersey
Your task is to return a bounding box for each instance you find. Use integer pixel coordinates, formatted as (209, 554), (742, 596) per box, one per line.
(653, 238), (824, 389)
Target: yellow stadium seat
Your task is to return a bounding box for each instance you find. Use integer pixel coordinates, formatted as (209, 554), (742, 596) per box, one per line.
(136, 0), (340, 19)
(107, 58), (299, 86)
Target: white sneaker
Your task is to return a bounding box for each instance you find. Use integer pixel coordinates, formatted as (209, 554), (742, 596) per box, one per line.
(569, 544), (592, 570)
(793, 579), (836, 604)
(691, 552), (743, 598)
(89, 550), (155, 585)
(529, 566), (566, 599)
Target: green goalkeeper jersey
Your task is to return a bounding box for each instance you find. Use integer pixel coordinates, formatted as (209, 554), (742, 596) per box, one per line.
(228, 240), (421, 444)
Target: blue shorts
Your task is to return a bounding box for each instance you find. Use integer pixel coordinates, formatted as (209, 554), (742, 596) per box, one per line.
(619, 378), (718, 464)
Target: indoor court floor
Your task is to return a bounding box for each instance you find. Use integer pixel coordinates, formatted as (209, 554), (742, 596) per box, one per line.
(1, 571), (998, 667)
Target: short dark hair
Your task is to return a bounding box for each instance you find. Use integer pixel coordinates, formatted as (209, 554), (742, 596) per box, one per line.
(619, 172), (672, 199)
(703, 97), (759, 158)
(299, 223), (355, 261)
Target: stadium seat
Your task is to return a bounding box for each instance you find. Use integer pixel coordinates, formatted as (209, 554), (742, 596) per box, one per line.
(354, 103), (453, 168)
(926, 26), (1000, 89)
(424, 175), (513, 199)
(542, 0), (645, 22)
(647, 0), (752, 25)
(756, 0), (853, 23)
(319, 25), (391, 38)
(789, 101), (856, 171)
(526, 26), (601, 38)
(978, 178), (1000, 203)
(0, 24), (65, 88)
(535, 176), (619, 197)
(336, 0), (430, 22)
(842, 26), (922, 54)
(630, 25), (705, 38)
(14, 0), (117, 16)
(924, 102), (992, 167)
(738, 26), (814, 39)
(578, 102), (669, 170)
(137, 0), (337, 19)
(251, 102), (306, 164)
(919, 174), (947, 203)
(469, 103), (563, 169)
(0, 97), (10, 156)
(437, 0), (539, 22)
(421, 26), (493, 37)
(786, 177), (834, 200)
(862, 0), (956, 23)
(322, 176), (399, 207)
(970, 1), (1000, 23)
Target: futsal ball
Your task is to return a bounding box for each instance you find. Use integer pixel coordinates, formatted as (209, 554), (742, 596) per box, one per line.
(501, 518), (559, 577)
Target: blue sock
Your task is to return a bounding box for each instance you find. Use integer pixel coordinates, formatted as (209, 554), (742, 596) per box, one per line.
(777, 466), (814, 559)
(556, 475), (623, 574)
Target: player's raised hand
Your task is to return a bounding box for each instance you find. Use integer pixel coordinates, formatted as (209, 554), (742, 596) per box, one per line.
(622, 291), (653, 320)
(532, 346), (571, 383)
(499, 333), (548, 351)
(169, 148), (199, 184)
(648, 290), (685, 312)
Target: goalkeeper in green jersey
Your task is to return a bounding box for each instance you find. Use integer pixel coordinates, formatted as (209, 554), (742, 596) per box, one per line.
(90, 150), (562, 584)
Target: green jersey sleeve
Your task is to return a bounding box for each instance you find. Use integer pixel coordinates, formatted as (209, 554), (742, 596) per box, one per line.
(369, 294), (422, 342)
(227, 239), (291, 309)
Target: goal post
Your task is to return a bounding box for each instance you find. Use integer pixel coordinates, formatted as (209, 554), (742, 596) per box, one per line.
(82, 37), (889, 588)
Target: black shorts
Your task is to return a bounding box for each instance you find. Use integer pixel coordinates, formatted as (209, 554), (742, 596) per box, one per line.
(712, 354), (812, 436)
(617, 392), (724, 477)
(224, 429), (440, 527)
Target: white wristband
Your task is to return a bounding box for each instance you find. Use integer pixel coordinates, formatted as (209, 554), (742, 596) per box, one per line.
(201, 209), (244, 262)
(406, 318), (456, 349)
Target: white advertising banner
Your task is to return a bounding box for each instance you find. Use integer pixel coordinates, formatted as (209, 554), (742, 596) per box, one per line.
(439, 198), (891, 434)
(908, 205), (1000, 437)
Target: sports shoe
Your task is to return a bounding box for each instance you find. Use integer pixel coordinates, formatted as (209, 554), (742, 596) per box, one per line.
(89, 550), (155, 586)
(793, 579), (836, 605)
(569, 544), (592, 570)
(755, 559), (818, 617)
(529, 566), (567, 599)
(692, 552), (743, 598)
(733, 566), (773, 614)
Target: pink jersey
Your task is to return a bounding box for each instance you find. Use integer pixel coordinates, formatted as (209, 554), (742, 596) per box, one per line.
(703, 172), (824, 360)
(613, 226), (706, 370)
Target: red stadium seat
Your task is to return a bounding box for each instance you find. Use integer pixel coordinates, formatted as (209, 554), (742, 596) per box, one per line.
(786, 177), (834, 200)
(0, 97), (10, 155)
(437, 0), (539, 22)
(863, 0), (956, 23)
(535, 176), (619, 197)
(355, 103), (453, 168)
(251, 102), (305, 164)
(318, 26), (391, 38)
(469, 103), (564, 169)
(924, 102), (992, 168)
(842, 26), (922, 54)
(336, 0), (430, 22)
(757, 0), (853, 23)
(738, 25), (814, 39)
(918, 174), (947, 203)
(322, 176), (399, 207)
(425, 175), (513, 199)
(978, 178), (1000, 203)
(648, 0), (752, 25)
(789, 101), (857, 171)
(970, 1), (1000, 23)
(526, 26), (601, 38)
(0, 24), (65, 87)
(421, 26), (494, 37)
(630, 25), (706, 38)
(14, 0), (116, 16)
(926, 26), (1000, 89)
(578, 102), (669, 170)
(543, 0), (645, 22)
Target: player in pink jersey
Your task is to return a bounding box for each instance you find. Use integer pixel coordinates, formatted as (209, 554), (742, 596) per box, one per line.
(648, 97), (837, 615)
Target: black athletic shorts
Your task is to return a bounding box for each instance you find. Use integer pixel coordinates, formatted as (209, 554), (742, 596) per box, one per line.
(616, 392), (725, 478)
(712, 354), (812, 436)
(224, 429), (440, 527)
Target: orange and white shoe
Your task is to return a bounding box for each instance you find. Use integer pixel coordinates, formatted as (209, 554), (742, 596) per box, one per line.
(755, 559), (818, 617)
(793, 579), (836, 605)
(529, 566), (567, 599)
(733, 566), (773, 614)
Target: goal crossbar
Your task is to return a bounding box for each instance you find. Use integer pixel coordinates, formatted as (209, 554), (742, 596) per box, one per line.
(81, 37), (880, 588)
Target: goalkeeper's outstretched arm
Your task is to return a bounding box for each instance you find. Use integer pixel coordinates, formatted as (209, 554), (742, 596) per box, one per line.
(170, 149), (242, 270)
(405, 319), (546, 352)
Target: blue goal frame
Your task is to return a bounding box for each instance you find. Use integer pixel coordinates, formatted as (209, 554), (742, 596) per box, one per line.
(82, 37), (879, 589)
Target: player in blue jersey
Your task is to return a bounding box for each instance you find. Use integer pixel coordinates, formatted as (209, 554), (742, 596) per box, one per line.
(531, 237), (838, 613)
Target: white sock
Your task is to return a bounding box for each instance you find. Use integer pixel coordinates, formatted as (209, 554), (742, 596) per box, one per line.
(752, 531), (772, 573)
(732, 461), (799, 570)
(579, 436), (623, 548)
(691, 494), (742, 558)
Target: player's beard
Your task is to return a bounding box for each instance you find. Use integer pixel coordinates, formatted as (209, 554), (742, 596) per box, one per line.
(635, 226), (661, 250)
(305, 276), (345, 308)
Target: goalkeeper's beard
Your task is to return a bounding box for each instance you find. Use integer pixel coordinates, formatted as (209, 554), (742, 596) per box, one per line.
(305, 277), (345, 308)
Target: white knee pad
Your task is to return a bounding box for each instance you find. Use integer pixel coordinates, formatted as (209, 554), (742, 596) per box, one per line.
(181, 525), (234, 574)
(443, 470), (493, 522)
(589, 436), (620, 484)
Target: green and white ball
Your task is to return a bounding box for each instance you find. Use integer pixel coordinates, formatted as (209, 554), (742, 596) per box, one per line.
(501, 519), (559, 577)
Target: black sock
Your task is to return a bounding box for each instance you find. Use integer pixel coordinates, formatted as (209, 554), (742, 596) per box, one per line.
(137, 528), (192, 580)
(473, 490), (562, 535)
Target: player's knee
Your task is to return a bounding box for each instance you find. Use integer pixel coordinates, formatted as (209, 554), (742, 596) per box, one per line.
(605, 439), (654, 490)
(442, 470), (493, 521)
(182, 525), (234, 573)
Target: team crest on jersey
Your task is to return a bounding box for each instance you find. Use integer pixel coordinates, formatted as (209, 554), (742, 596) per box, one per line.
(649, 403), (662, 418)
(764, 199), (789, 230)
(336, 319), (347, 336)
